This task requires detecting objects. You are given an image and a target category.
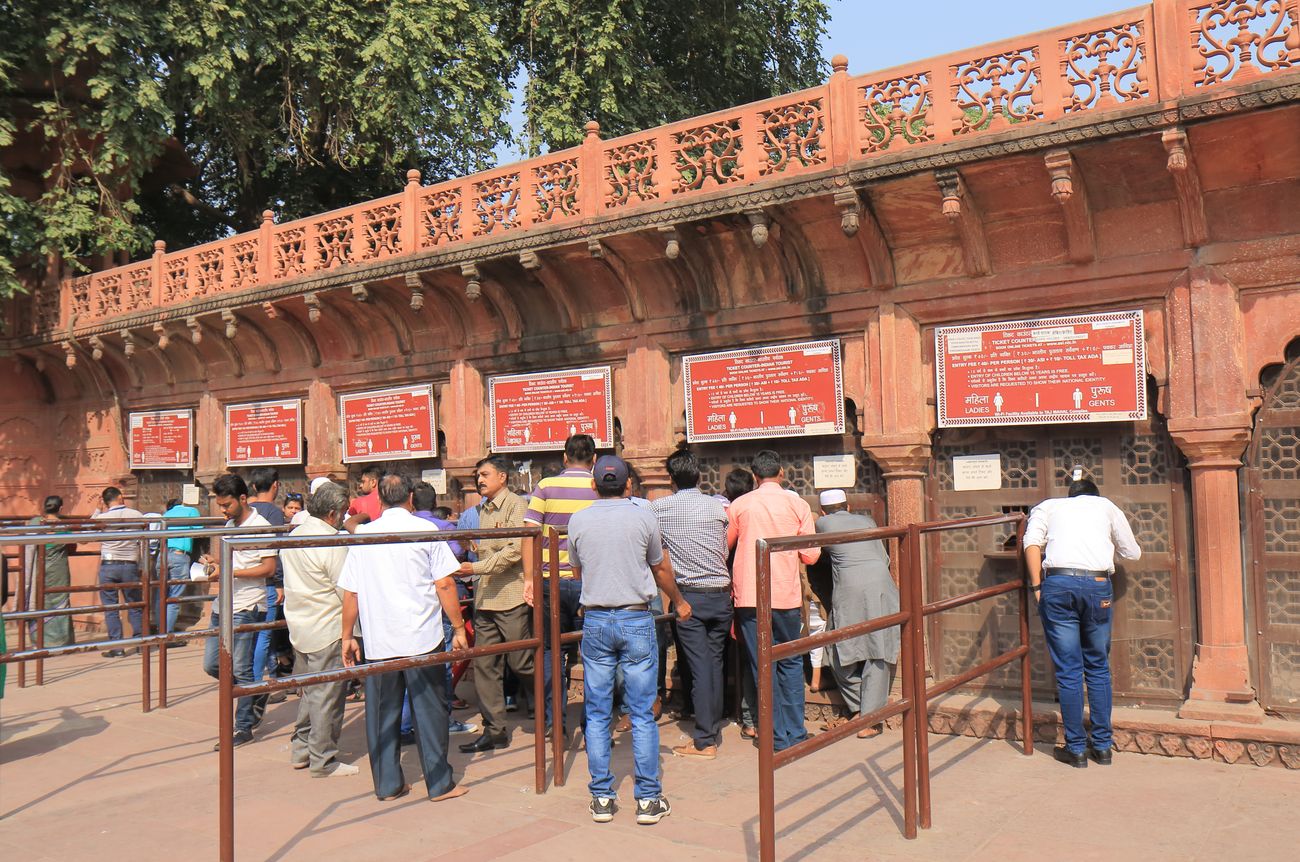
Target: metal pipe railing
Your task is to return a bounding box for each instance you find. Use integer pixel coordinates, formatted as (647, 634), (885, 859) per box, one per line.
(751, 511), (1031, 862)
(215, 524), (548, 862)
(0, 522), (291, 709)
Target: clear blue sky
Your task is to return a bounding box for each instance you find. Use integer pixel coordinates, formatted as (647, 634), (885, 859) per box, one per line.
(497, 0), (1134, 160)
(822, 0), (1135, 75)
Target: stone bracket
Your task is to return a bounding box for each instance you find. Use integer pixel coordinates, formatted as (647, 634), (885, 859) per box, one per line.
(1044, 149), (1096, 263)
(1162, 127), (1208, 248)
(935, 168), (991, 277)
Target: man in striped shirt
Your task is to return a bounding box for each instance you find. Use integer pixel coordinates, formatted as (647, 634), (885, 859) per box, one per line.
(524, 433), (598, 731)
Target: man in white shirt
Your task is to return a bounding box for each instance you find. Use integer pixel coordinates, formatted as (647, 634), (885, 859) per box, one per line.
(200, 473), (278, 749)
(91, 487), (144, 657)
(1024, 478), (1141, 769)
(282, 481), (359, 778)
(338, 473), (469, 803)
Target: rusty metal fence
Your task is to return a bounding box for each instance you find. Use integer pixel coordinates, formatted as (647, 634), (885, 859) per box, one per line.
(214, 525), (549, 862)
(1, 520), (288, 708)
(753, 512), (1032, 862)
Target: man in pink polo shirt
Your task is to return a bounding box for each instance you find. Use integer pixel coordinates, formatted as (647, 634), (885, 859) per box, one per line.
(727, 450), (820, 751)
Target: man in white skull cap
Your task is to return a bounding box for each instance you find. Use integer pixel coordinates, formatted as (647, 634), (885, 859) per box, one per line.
(814, 489), (899, 738)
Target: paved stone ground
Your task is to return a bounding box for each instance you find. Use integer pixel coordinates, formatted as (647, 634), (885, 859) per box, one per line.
(2, 647), (1296, 861)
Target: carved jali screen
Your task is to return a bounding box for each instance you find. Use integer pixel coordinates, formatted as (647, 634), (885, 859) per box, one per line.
(1248, 353), (1300, 714)
(928, 416), (1193, 705)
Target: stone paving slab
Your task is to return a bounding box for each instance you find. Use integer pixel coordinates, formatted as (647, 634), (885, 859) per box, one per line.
(2, 648), (1297, 861)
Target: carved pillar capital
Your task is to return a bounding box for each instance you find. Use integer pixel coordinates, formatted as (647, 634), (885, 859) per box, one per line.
(864, 436), (932, 479)
(1167, 418), (1251, 468)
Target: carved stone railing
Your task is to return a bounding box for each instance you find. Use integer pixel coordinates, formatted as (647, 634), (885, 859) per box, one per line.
(24, 0), (1300, 336)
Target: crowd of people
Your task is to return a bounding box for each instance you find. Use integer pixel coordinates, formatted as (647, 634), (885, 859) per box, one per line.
(29, 434), (904, 824)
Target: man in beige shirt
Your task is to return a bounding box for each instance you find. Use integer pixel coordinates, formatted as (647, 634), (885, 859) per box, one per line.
(281, 481), (359, 777)
(459, 454), (534, 754)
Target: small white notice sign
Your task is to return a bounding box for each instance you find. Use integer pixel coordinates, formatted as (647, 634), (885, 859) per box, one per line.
(952, 454), (1002, 491)
(421, 468), (448, 495)
(181, 483), (202, 506)
(813, 454), (856, 489)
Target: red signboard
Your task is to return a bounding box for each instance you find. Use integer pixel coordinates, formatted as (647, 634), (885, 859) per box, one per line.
(936, 310), (1147, 427)
(226, 398), (303, 466)
(129, 409), (194, 469)
(339, 384), (438, 463)
(684, 340), (845, 443)
(489, 366), (613, 452)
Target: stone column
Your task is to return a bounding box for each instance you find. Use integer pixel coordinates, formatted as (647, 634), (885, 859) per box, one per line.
(193, 390), (225, 492)
(618, 340), (676, 500)
(864, 438), (931, 584)
(441, 361), (487, 512)
(1164, 265), (1263, 721)
(303, 378), (345, 481)
(1171, 422), (1263, 722)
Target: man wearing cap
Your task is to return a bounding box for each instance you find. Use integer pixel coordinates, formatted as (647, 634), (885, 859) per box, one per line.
(568, 455), (692, 826)
(814, 490), (899, 738)
(1025, 477), (1141, 768)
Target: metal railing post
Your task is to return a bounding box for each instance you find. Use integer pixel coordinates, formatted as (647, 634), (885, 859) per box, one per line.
(907, 523), (932, 830)
(158, 519), (170, 709)
(1016, 519), (1033, 756)
(35, 543), (46, 685)
(16, 543), (28, 687)
(139, 537), (152, 712)
(548, 529), (565, 786)
(756, 538), (776, 862)
(529, 534), (546, 793)
(218, 536), (236, 862)
(897, 534), (918, 840)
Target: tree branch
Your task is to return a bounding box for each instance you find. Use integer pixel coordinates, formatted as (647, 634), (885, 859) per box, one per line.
(167, 183), (241, 230)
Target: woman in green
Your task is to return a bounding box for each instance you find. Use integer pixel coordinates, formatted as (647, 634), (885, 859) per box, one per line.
(25, 495), (76, 647)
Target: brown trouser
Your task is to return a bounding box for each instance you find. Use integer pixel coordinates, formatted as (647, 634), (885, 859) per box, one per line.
(472, 603), (535, 735)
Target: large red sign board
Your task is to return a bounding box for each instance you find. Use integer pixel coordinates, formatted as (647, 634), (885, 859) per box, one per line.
(226, 398), (303, 466)
(936, 310), (1147, 427)
(339, 384), (437, 463)
(684, 340), (845, 443)
(129, 409), (194, 469)
(489, 366), (613, 452)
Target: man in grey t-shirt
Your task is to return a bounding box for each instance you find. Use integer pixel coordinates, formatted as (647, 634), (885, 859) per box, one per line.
(569, 455), (690, 827)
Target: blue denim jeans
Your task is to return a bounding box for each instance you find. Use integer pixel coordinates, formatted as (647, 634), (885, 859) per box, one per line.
(203, 608), (267, 733)
(1038, 574), (1114, 753)
(582, 609), (661, 800)
(98, 560), (142, 641)
(165, 549), (190, 633)
(252, 584), (281, 680)
(735, 607), (807, 752)
(541, 577), (582, 727)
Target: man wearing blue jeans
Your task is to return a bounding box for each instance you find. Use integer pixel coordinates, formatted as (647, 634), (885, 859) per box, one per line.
(1025, 476), (1141, 768)
(162, 497), (201, 634)
(91, 487), (144, 657)
(569, 455), (691, 826)
(200, 473), (279, 749)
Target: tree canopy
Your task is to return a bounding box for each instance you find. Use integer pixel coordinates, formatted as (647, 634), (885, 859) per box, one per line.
(0, 0), (829, 299)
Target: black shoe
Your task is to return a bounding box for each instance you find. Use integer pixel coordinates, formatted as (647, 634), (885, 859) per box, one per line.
(590, 795), (618, 823)
(100, 649), (126, 658)
(399, 730), (416, 747)
(505, 696), (518, 713)
(458, 733), (508, 753)
(1088, 746), (1113, 765)
(213, 729), (255, 751)
(1053, 746), (1087, 768)
(635, 796), (671, 825)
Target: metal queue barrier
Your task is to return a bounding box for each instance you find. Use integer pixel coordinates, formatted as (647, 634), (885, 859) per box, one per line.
(753, 512), (1032, 862)
(216, 526), (548, 862)
(1, 521), (289, 709)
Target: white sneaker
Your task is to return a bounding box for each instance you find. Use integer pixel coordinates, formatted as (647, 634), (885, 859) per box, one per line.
(317, 762), (360, 777)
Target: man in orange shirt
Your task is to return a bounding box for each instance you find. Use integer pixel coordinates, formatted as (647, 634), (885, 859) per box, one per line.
(727, 450), (820, 751)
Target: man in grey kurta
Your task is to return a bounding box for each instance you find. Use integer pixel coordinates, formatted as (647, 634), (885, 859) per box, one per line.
(815, 490), (900, 737)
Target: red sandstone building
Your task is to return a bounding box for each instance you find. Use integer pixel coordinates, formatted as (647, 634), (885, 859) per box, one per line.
(3, 2), (1299, 760)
